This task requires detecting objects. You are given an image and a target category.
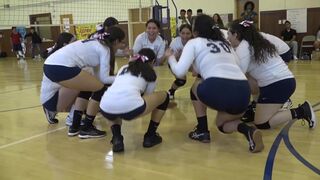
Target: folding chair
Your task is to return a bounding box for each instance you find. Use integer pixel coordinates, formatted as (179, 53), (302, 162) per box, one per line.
(299, 35), (316, 59)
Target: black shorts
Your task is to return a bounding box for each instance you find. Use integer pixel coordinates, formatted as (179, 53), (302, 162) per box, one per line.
(43, 64), (81, 82)
(197, 77), (251, 115)
(101, 101), (147, 121)
(258, 78), (296, 104)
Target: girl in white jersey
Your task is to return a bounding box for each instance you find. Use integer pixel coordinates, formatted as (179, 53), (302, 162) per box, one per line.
(167, 24), (193, 99)
(132, 19), (166, 66)
(227, 20), (316, 131)
(41, 26), (125, 138)
(241, 32), (292, 122)
(165, 15), (264, 153)
(100, 48), (170, 152)
(260, 32), (292, 63)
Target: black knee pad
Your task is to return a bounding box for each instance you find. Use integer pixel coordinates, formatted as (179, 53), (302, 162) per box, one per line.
(78, 91), (92, 100)
(157, 93), (170, 111)
(174, 78), (186, 87)
(190, 89), (198, 101)
(255, 121), (271, 129)
(91, 85), (108, 102)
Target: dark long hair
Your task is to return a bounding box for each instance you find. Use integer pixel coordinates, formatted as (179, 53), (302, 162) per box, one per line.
(99, 26), (125, 75)
(88, 17), (119, 39)
(127, 48), (157, 82)
(146, 19), (161, 29)
(194, 14), (229, 45)
(229, 19), (277, 64)
(213, 13), (224, 28)
(48, 32), (75, 57)
(179, 23), (192, 33)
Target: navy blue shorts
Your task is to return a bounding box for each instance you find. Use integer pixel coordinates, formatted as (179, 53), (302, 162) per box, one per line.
(43, 64), (81, 82)
(197, 78), (251, 115)
(43, 91), (59, 111)
(13, 44), (22, 51)
(101, 101), (147, 121)
(280, 49), (293, 63)
(258, 78), (296, 104)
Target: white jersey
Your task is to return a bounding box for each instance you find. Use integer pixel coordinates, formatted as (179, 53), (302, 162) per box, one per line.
(260, 32), (290, 55)
(235, 40), (294, 87)
(168, 37), (246, 80)
(132, 32), (165, 62)
(100, 65), (156, 114)
(169, 36), (184, 54)
(41, 39), (115, 105)
(44, 39), (115, 84)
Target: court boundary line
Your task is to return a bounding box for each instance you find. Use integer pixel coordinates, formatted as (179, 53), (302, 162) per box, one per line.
(264, 120), (320, 179)
(0, 85), (38, 94)
(0, 105), (41, 113)
(0, 126), (66, 150)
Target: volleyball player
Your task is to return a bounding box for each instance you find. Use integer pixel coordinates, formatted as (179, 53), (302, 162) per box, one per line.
(227, 20), (316, 131)
(168, 24), (193, 99)
(165, 15), (264, 153)
(41, 26), (125, 138)
(65, 17), (120, 126)
(100, 48), (169, 152)
(132, 19), (166, 66)
(241, 31), (293, 122)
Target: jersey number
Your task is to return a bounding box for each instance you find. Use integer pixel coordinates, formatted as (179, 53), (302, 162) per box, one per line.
(207, 42), (231, 54)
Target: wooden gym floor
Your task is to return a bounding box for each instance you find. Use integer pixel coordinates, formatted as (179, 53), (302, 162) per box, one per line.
(0, 57), (319, 180)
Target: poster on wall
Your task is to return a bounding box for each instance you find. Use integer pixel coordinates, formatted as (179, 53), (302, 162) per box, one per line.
(75, 24), (96, 40)
(286, 8), (307, 33)
(170, 17), (177, 38)
(62, 18), (70, 32)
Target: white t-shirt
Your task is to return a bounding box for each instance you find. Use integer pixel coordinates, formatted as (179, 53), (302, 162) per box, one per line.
(41, 39), (115, 104)
(170, 36), (184, 54)
(100, 65), (156, 114)
(168, 37), (246, 80)
(235, 40), (294, 87)
(260, 32), (290, 55)
(132, 32), (165, 64)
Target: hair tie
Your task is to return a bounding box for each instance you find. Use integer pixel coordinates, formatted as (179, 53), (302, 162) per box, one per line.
(97, 32), (110, 40)
(239, 20), (253, 27)
(129, 54), (149, 63)
(212, 25), (220, 29)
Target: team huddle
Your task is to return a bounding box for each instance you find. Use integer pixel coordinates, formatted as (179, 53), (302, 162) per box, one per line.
(40, 15), (317, 153)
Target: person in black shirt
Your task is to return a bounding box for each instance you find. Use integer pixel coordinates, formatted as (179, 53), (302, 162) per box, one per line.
(281, 21), (298, 60)
(25, 27), (42, 59)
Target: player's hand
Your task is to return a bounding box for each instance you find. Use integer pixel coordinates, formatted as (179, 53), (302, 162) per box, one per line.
(164, 48), (174, 59)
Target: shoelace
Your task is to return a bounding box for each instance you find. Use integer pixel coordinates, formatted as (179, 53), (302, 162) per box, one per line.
(247, 131), (255, 150)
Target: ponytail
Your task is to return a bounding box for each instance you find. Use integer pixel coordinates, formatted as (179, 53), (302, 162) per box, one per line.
(127, 48), (157, 82)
